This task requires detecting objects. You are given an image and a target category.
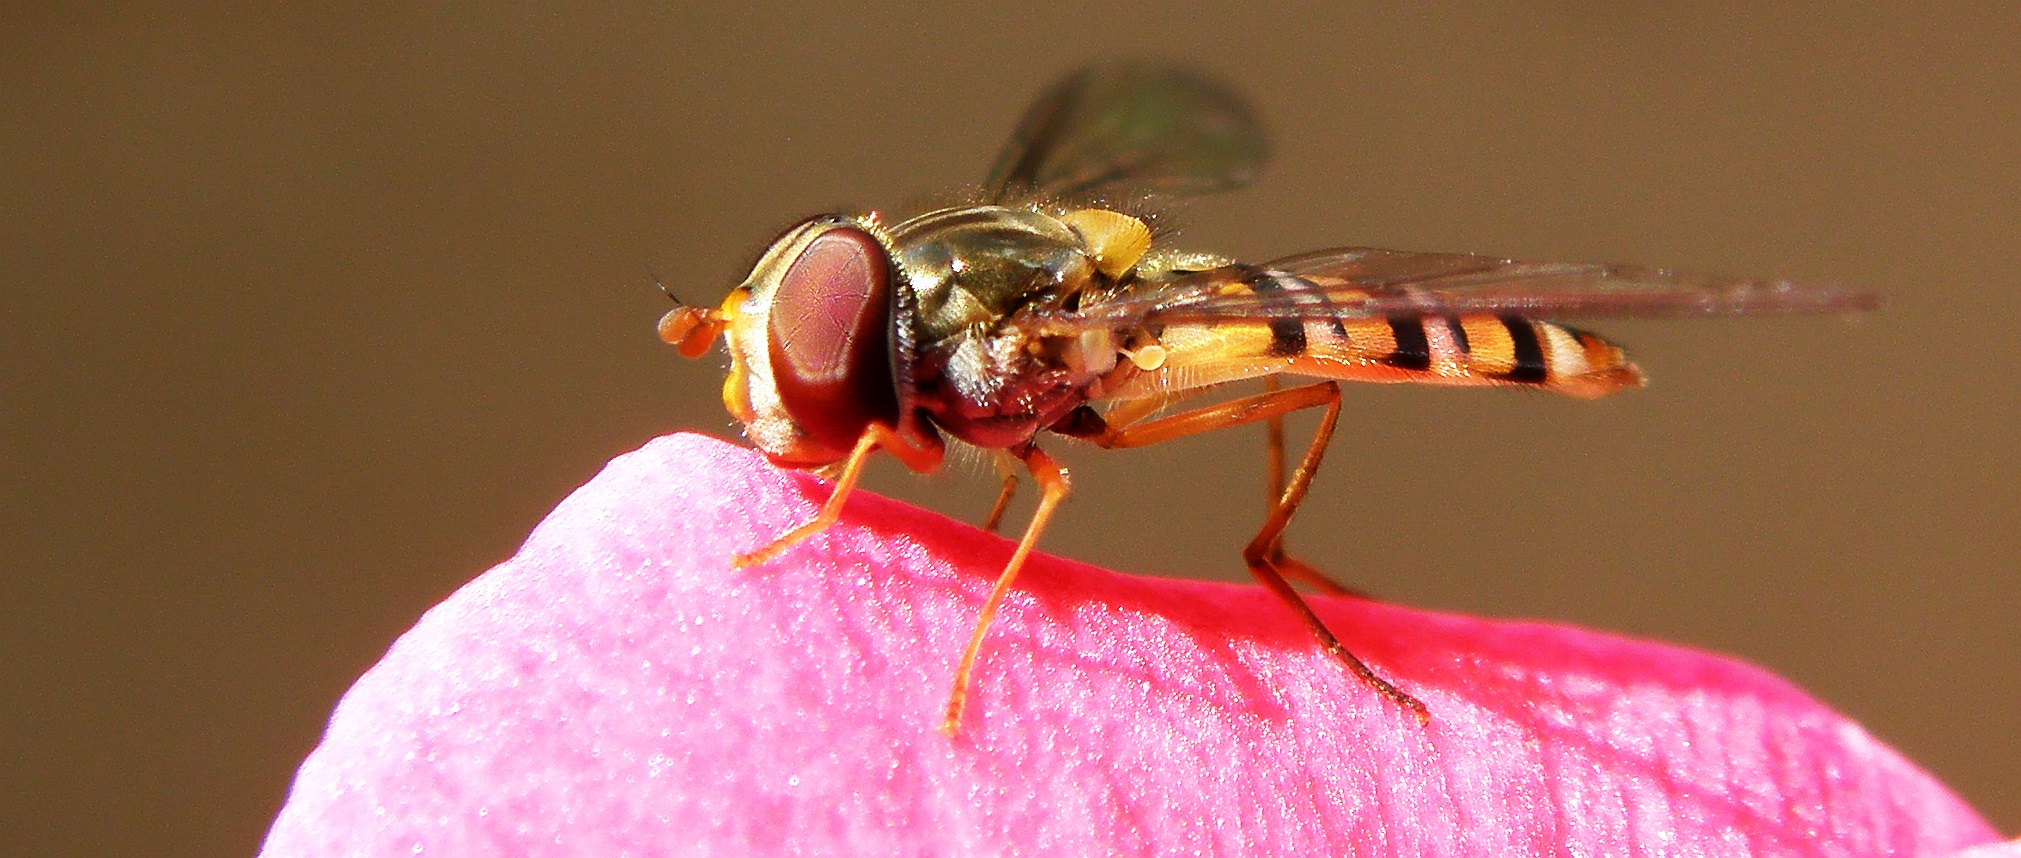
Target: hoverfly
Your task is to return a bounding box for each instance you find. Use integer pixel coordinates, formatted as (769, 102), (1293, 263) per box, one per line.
(660, 64), (1877, 736)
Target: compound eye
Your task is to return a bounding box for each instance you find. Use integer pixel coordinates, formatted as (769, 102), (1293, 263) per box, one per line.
(766, 227), (900, 459)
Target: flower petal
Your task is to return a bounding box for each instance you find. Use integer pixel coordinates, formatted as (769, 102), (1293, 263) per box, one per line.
(264, 433), (1996, 856)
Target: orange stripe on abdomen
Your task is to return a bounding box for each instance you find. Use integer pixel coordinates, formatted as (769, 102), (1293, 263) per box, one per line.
(1136, 307), (1644, 399)
(1289, 314), (1644, 398)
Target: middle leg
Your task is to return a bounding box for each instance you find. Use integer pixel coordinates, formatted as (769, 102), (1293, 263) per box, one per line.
(941, 443), (1071, 736)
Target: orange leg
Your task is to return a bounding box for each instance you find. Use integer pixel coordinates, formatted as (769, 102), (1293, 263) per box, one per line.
(1258, 375), (1358, 597)
(981, 452), (1018, 533)
(1099, 389), (1186, 431)
(735, 423), (942, 569)
(1093, 381), (1428, 723)
(1269, 553), (1359, 597)
(942, 443), (1070, 736)
(1105, 383), (1353, 595)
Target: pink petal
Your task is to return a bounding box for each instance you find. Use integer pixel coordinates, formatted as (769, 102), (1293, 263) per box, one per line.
(264, 433), (1998, 856)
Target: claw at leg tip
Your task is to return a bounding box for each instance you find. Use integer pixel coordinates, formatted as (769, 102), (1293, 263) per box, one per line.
(732, 541), (792, 569)
(940, 695), (968, 738)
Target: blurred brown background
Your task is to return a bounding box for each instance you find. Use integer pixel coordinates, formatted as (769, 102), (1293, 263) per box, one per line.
(5, 3), (2016, 853)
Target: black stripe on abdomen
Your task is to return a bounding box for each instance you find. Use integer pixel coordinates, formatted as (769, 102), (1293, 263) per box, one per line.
(1243, 267), (1307, 357)
(1383, 317), (1432, 370)
(1499, 315), (1548, 383)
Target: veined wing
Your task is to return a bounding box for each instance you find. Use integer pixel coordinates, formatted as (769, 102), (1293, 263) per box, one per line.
(984, 63), (1269, 206)
(1023, 248), (1879, 333)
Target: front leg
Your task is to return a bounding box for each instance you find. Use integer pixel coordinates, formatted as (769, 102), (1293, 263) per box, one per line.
(735, 422), (943, 569)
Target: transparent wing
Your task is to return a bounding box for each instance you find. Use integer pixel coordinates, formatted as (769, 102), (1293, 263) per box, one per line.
(983, 63), (1269, 205)
(1014, 247), (1879, 335)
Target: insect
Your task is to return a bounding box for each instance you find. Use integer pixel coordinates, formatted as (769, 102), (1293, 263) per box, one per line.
(659, 64), (1877, 735)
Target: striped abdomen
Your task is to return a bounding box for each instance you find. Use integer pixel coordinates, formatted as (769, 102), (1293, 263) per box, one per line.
(1136, 313), (1645, 400)
(1294, 312), (1643, 399)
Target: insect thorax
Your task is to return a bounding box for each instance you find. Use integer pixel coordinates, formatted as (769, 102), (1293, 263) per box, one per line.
(888, 206), (1124, 449)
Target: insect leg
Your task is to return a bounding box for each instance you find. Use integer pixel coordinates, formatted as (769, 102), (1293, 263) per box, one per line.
(1097, 389), (1190, 432)
(942, 442), (1070, 737)
(735, 423), (941, 569)
(981, 451), (1019, 533)
(1090, 381), (1427, 723)
(1266, 553), (1360, 597)
(1088, 381), (1335, 449)
(1240, 384), (1429, 723)
(1260, 375), (1359, 598)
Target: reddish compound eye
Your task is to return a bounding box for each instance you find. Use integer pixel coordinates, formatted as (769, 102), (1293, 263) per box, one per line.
(766, 227), (900, 462)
